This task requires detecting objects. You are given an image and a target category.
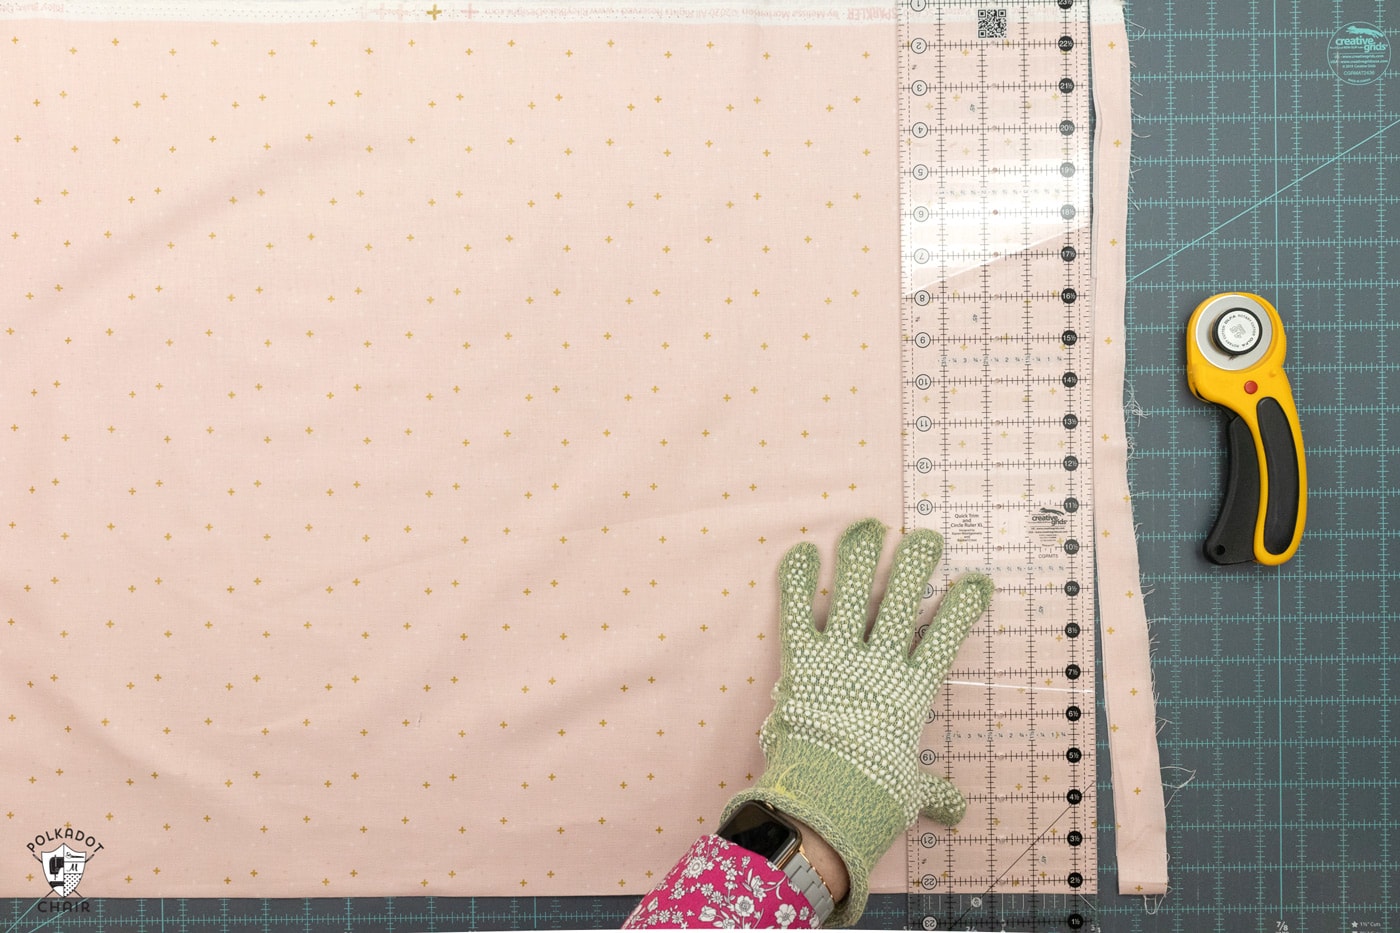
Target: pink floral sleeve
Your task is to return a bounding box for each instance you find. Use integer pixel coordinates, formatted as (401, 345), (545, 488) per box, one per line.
(623, 834), (821, 929)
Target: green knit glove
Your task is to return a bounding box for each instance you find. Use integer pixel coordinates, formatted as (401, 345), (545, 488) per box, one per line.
(723, 518), (994, 928)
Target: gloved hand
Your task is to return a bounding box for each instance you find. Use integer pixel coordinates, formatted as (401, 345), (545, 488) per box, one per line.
(722, 518), (994, 927)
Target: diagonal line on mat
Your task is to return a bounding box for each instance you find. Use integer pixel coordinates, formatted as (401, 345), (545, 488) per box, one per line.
(4, 898), (65, 933)
(1128, 116), (1400, 283)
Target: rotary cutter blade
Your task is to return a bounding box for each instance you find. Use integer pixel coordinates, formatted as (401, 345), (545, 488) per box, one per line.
(1186, 292), (1307, 565)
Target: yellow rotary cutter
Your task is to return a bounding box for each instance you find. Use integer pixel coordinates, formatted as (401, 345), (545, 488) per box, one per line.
(1186, 292), (1307, 565)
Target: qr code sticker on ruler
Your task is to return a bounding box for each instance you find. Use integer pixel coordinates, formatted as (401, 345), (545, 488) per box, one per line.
(978, 8), (1008, 38)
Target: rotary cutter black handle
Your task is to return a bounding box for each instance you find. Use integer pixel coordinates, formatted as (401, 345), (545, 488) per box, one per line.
(1205, 398), (1303, 565)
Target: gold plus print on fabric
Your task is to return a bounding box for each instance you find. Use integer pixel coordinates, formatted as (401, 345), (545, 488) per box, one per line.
(1, 11), (913, 897)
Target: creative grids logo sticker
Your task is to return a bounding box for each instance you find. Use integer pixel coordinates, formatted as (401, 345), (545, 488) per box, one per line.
(26, 826), (103, 907)
(1328, 22), (1391, 86)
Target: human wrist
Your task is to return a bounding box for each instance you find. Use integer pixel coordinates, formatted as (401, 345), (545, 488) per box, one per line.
(721, 742), (909, 928)
(715, 796), (854, 923)
(784, 813), (850, 904)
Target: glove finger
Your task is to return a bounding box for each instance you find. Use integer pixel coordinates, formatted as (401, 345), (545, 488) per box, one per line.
(912, 573), (993, 680)
(777, 540), (821, 648)
(826, 518), (887, 641)
(917, 772), (969, 826)
(868, 528), (943, 649)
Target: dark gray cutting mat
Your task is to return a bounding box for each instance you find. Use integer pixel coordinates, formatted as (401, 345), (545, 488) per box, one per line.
(1101, 0), (1396, 930)
(5, 0), (1394, 930)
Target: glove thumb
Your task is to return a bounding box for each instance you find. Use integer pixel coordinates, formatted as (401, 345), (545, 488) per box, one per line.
(917, 771), (968, 826)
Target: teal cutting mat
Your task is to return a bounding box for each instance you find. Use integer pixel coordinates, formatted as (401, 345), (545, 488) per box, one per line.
(5, 0), (1395, 930)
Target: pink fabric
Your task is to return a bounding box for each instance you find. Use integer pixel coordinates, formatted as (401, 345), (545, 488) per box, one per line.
(2, 13), (908, 898)
(624, 835), (820, 930)
(1, 1), (1132, 901)
(1088, 1), (1169, 896)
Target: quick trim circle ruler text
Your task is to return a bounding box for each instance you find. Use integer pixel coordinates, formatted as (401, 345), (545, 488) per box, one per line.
(897, 1), (1097, 930)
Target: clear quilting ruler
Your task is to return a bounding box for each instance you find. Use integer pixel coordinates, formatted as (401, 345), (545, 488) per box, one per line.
(898, 1), (1096, 931)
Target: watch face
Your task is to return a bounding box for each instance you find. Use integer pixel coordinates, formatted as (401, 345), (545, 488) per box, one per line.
(717, 803), (800, 866)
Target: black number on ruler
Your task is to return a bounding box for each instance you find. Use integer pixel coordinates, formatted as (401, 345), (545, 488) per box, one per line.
(1059, 8), (1085, 903)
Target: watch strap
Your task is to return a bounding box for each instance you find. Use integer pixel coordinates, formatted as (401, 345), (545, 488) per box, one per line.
(782, 849), (835, 924)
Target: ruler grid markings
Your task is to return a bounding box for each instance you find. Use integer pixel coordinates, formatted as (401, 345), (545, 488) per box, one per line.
(901, 1), (1096, 929)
